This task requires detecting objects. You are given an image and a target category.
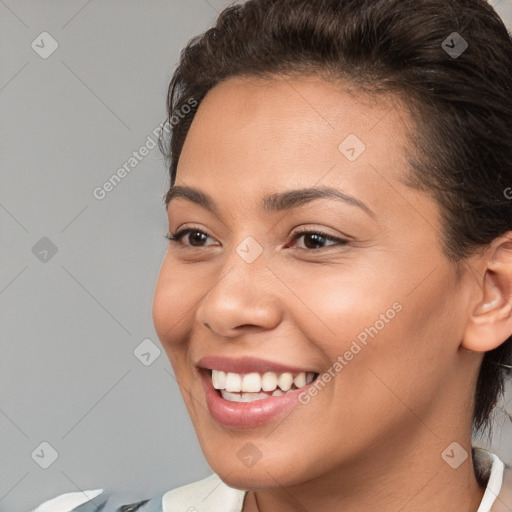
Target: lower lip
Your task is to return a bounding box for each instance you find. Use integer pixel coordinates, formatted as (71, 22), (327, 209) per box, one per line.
(200, 370), (310, 428)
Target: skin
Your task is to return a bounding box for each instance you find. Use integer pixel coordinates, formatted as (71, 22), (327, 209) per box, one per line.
(152, 75), (512, 512)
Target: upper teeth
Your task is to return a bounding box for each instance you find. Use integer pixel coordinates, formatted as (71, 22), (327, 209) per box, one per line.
(211, 370), (315, 393)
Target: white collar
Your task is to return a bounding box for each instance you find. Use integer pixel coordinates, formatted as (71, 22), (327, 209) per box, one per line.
(475, 448), (505, 512)
(32, 447), (505, 512)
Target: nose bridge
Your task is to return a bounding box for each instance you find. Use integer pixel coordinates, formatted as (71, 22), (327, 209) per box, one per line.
(210, 237), (272, 305)
(196, 238), (280, 335)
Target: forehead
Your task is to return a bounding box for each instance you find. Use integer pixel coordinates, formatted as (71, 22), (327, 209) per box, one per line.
(175, 75), (414, 212)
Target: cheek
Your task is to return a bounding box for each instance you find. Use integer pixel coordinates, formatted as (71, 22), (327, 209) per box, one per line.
(277, 261), (403, 353)
(152, 259), (196, 348)
(284, 260), (459, 404)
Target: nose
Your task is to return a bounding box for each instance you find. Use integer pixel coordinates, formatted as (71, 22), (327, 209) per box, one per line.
(195, 254), (282, 338)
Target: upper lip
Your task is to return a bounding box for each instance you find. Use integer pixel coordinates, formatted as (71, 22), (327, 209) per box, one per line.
(196, 356), (318, 374)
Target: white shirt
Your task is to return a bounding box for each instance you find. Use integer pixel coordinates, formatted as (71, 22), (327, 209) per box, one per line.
(32, 447), (507, 512)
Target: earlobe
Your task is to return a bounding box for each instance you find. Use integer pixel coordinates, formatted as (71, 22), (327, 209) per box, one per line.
(462, 233), (512, 353)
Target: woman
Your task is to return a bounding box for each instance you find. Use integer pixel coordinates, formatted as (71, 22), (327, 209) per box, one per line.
(34, 0), (512, 510)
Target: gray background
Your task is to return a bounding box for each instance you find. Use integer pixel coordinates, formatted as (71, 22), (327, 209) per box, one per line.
(1, 1), (511, 511)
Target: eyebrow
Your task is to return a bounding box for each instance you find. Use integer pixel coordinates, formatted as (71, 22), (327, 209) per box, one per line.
(166, 185), (375, 218)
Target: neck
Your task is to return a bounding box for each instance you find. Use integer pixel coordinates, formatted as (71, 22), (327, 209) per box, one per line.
(244, 429), (487, 512)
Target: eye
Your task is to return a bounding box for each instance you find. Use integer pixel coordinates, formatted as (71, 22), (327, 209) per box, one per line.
(287, 230), (349, 250)
(166, 228), (218, 247)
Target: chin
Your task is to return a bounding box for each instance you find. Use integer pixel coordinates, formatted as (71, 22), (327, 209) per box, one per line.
(213, 466), (296, 492)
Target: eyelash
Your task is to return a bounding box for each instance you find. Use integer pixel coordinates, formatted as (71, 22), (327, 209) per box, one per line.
(164, 228), (349, 250)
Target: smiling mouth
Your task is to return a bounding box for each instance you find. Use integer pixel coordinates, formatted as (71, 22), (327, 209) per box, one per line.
(207, 368), (319, 403)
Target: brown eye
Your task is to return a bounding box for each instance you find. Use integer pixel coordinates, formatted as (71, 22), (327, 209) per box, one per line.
(288, 230), (349, 250)
(167, 228), (217, 247)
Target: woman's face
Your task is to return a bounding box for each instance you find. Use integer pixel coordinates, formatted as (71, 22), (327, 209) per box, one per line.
(152, 75), (479, 489)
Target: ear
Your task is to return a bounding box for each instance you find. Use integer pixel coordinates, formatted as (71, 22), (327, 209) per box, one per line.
(462, 232), (512, 352)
